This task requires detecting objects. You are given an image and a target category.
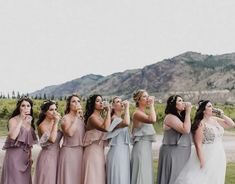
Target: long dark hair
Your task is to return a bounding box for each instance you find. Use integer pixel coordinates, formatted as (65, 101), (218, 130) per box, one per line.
(37, 100), (57, 126)
(9, 96), (35, 130)
(165, 95), (186, 122)
(64, 94), (81, 114)
(191, 100), (210, 134)
(84, 94), (102, 125)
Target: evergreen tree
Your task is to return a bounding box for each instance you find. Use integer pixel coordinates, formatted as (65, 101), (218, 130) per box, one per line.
(43, 93), (47, 100)
(17, 91), (21, 99)
(12, 91), (16, 99)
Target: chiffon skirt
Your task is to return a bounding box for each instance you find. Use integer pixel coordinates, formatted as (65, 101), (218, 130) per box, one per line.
(57, 146), (83, 184)
(106, 144), (131, 184)
(131, 140), (154, 184)
(174, 141), (226, 184)
(83, 142), (105, 184)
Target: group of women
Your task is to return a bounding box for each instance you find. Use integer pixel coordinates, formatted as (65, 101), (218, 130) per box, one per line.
(0, 89), (234, 184)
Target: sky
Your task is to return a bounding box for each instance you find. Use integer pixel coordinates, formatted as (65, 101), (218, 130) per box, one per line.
(0, 0), (235, 95)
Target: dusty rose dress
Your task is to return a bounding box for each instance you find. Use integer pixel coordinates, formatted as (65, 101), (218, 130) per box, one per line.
(1, 127), (37, 184)
(34, 131), (62, 184)
(83, 129), (106, 184)
(57, 118), (85, 184)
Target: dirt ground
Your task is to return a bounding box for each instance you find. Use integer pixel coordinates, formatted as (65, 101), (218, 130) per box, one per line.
(0, 133), (235, 179)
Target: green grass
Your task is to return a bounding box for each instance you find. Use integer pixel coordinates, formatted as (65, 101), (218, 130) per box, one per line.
(226, 162), (235, 184)
(153, 160), (235, 184)
(0, 119), (7, 137)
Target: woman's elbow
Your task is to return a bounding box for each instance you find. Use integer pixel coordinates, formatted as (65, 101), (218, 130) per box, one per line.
(8, 134), (17, 140)
(149, 119), (156, 124)
(66, 130), (74, 137)
(49, 137), (56, 143)
(182, 128), (191, 134)
(123, 120), (130, 126)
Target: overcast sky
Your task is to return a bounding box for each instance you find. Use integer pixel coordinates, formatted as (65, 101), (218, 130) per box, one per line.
(0, 0), (234, 95)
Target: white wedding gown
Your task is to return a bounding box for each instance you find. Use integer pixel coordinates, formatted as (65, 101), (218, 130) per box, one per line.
(175, 121), (226, 184)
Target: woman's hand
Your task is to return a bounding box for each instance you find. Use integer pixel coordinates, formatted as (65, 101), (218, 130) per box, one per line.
(184, 102), (192, 112)
(103, 101), (111, 112)
(122, 100), (129, 109)
(53, 112), (61, 122)
(147, 96), (155, 106)
(200, 158), (205, 169)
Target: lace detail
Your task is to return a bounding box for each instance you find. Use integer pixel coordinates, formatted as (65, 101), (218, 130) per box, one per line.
(39, 132), (50, 147)
(202, 122), (224, 144)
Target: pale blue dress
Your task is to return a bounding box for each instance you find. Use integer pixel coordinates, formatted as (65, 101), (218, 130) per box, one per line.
(131, 123), (156, 184)
(104, 117), (131, 184)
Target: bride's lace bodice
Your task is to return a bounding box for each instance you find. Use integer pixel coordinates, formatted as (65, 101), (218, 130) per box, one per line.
(202, 122), (224, 144)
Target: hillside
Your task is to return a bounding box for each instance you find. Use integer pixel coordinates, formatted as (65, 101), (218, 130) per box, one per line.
(31, 51), (235, 102)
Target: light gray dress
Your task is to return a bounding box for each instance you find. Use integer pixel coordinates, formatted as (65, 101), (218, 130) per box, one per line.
(104, 117), (131, 184)
(131, 123), (156, 184)
(157, 128), (192, 184)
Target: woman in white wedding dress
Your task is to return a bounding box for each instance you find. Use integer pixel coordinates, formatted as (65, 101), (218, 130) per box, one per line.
(175, 100), (235, 184)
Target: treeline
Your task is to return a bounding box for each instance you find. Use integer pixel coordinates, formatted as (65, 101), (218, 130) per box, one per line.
(1, 98), (235, 136)
(0, 91), (67, 101)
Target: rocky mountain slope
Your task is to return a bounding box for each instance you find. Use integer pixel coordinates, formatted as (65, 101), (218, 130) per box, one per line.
(31, 51), (235, 102)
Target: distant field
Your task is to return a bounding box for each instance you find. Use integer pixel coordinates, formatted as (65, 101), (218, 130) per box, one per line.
(1, 99), (235, 135)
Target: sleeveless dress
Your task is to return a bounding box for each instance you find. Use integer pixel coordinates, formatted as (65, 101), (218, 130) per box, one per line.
(131, 123), (156, 184)
(34, 130), (63, 184)
(157, 128), (192, 184)
(174, 122), (226, 184)
(1, 127), (37, 184)
(82, 129), (106, 184)
(104, 117), (131, 184)
(57, 118), (85, 184)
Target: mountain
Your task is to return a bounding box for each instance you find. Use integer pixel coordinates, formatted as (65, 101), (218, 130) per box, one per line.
(31, 74), (104, 98)
(31, 51), (235, 102)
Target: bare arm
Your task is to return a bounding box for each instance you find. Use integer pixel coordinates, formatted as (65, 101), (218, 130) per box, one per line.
(39, 121), (58, 143)
(61, 116), (79, 137)
(133, 96), (157, 124)
(89, 109), (111, 132)
(133, 106), (156, 126)
(214, 114), (235, 129)
(8, 118), (23, 140)
(194, 122), (205, 168)
(165, 102), (192, 134)
(165, 112), (191, 134)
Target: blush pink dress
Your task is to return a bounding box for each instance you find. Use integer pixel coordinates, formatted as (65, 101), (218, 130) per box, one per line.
(82, 129), (106, 184)
(57, 118), (85, 184)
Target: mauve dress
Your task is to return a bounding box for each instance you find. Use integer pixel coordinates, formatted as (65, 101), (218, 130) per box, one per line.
(57, 118), (85, 184)
(82, 129), (106, 184)
(34, 130), (62, 184)
(131, 123), (156, 184)
(1, 126), (37, 184)
(104, 117), (131, 184)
